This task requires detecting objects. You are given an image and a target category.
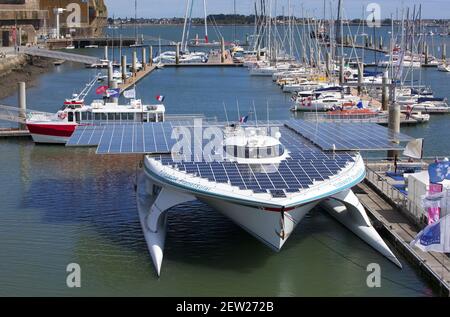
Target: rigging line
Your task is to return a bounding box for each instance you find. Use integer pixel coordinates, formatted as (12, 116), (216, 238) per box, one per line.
(311, 234), (433, 296)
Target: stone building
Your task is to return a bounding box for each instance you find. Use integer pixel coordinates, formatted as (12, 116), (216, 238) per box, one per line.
(0, 0), (107, 46)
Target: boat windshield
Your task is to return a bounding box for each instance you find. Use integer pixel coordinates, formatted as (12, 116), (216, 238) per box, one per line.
(224, 144), (285, 159)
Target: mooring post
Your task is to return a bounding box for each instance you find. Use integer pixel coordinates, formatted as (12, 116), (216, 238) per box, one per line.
(132, 50), (138, 75)
(176, 43), (180, 65)
(107, 61), (113, 87)
(221, 37), (225, 64)
(339, 56), (345, 85)
(121, 55), (127, 82)
(149, 46), (153, 66)
(325, 52), (331, 78)
(142, 46), (147, 70)
(425, 44), (429, 66)
(18, 82), (26, 130)
(388, 107), (401, 159)
(110, 80), (119, 104)
(104, 45), (109, 61)
(442, 43), (447, 62)
(357, 62), (364, 95)
(382, 70), (389, 111)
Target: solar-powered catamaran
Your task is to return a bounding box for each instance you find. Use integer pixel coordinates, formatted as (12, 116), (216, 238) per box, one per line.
(67, 119), (417, 276)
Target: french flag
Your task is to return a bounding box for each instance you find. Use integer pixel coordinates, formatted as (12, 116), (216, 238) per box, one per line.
(239, 115), (249, 124)
(156, 95), (165, 102)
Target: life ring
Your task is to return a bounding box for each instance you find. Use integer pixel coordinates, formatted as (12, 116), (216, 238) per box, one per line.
(58, 111), (67, 120)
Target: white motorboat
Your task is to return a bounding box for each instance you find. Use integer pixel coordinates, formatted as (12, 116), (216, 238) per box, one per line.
(401, 102), (450, 114)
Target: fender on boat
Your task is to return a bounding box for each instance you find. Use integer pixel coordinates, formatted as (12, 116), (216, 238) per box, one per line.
(136, 173), (196, 276)
(320, 189), (402, 269)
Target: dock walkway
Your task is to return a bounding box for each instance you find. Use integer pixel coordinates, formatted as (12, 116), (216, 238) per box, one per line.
(118, 64), (157, 92)
(356, 176), (450, 296)
(0, 129), (30, 138)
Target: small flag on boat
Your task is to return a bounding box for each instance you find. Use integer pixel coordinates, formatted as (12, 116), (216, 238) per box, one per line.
(239, 115), (249, 124)
(156, 95), (165, 102)
(410, 214), (450, 253)
(96, 85), (108, 95)
(123, 88), (136, 99)
(357, 101), (364, 109)
(105, 88), (120, 98)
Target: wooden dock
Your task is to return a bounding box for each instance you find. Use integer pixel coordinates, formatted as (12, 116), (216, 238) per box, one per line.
(357, 177), (450, 296)
(118, 64), (157, 92)
(0, 129), (31, 138)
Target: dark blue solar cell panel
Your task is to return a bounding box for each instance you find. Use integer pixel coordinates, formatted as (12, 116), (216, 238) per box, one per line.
(285, 119), (411, 151)
(270, 190), (287, 198)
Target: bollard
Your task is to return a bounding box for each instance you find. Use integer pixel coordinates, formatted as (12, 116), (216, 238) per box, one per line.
(121, 55), (127, 82)
(18, 82), (26, 130)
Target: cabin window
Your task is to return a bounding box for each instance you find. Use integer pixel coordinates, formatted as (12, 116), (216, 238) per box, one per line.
(114, 113), (120, 121)
(127, 113), (134, 121)
(148, 114), (156, 122)
(81, 112), (88, 121)
(75, 112), (81, 123)
(108, 113), (114, 121)
(86, 112), (91, 121)
(94, 113), (101, 121)
(135, 113), (142, 122)
(101, 113), (107, 121)
(158, 114), (164, 122)
(68, 112), (74, 122)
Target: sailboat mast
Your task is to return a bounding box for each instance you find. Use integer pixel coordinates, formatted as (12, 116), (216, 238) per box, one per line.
(181, 0), (191, 50)
(134, 0), (138, 43)
(203, 0), (209, 43)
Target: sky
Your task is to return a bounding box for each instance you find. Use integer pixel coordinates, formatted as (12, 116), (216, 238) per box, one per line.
(104, 0), (450, 19)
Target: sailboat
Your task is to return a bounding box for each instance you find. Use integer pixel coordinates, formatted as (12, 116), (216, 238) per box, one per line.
(188, 0), (221, 48)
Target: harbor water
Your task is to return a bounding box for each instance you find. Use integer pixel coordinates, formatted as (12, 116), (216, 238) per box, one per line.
(0, 25), (448, 296)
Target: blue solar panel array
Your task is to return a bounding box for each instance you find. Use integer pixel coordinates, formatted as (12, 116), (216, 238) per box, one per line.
(285, 119), (413, 151)
(67, 121), (195, 153)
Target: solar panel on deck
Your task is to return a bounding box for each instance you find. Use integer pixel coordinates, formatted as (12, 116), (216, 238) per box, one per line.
(151, 127), (357, 198)
(284, 120), (413, 151)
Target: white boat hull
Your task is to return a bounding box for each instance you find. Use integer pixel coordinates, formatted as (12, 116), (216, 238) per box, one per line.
(200, 197), (319, 251)
(320, 190), (402, 268)
(30, 133), (69, 144)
